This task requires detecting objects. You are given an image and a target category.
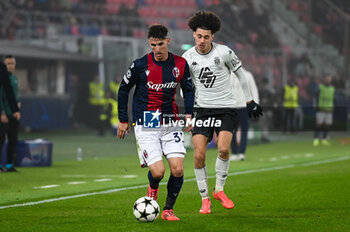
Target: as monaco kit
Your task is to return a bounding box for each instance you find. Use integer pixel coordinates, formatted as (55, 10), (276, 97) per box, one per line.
(182, 42), (246, 109)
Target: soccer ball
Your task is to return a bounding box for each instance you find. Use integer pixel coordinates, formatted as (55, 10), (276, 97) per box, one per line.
(133, 197), (160, 222)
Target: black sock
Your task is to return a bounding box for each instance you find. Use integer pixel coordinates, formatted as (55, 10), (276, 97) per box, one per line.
(314, 127), (321, 138)
(148, 170), (162, 189)
(323, 128), (329, 139)
(164, 175), (183, 210)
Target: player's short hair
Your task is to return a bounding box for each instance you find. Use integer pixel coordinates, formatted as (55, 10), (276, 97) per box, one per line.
(148, 25), (168, 39)
(3, 55), (15, 61)
(188, 11), (221, 34)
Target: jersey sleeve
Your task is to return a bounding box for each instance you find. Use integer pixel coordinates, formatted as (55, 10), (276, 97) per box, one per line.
(224, 48), (242, 73)
(235, 68), (253, 103)
(246, 70), (259, 104)
(180, 62), (195, 115)
(117, 61), (138, 123)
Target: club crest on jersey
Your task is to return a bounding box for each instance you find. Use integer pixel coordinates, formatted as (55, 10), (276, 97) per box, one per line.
(172, 67), (180, 78)
(214, 57), (220, 66)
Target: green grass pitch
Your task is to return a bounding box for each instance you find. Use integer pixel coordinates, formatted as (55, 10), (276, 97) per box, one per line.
(0, 131), (349, 231)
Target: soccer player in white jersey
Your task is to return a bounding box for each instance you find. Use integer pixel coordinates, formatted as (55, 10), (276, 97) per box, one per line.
(182, 11), (262, 214)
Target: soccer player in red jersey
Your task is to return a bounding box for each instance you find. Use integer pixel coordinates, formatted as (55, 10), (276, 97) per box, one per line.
(117, 25), (194, 221)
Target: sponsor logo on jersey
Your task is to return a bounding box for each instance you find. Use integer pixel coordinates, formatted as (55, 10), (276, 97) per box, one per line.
(172, 67), (180, 78)
(192, 61), (198, 66)
(147, 81), (178, 91)
(198, 67), (216, 88)
(145, 70), (150, 76)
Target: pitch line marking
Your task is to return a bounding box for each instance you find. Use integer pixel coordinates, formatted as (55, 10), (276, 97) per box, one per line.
(305, 153), (314, 158)
(61, 174), (137, 178)
(67, 181), (86, 185)
(33, 185), (60, 189)
(93, 178), (112, 182)
(1, 156), (349, 210)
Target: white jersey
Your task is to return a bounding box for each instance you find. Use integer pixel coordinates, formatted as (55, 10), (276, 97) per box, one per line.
(231, 72), (246, 108)
(232, 68), (259, 107)
(182, 42), (245, 108)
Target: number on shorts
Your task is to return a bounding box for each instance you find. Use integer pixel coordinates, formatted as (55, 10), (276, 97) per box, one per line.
(173, 132), (182, 143)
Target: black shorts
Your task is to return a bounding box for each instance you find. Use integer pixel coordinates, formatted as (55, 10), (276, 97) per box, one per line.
(192, 108), (238, 142)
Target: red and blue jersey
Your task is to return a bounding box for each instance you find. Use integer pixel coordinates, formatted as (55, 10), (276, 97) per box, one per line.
(118, 52), (194, 124)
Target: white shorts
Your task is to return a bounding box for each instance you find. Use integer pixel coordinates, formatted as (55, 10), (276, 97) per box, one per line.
(134, 125), (186, 168)
(316, 111), (333, 125)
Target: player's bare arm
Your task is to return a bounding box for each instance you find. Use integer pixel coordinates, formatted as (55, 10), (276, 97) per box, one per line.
(117, 122), (129, 139)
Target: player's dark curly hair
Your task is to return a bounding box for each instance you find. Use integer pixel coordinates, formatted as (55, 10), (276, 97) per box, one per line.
(188, 11), (221, 34)
(148, 24), (168, 39)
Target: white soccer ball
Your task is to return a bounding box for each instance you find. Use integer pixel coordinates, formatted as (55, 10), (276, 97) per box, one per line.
(133, 196), (160, 222)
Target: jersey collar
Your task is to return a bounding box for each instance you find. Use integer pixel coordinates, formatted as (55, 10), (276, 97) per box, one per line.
(195, 43), (213, 56)
(151, 52), (172, 66)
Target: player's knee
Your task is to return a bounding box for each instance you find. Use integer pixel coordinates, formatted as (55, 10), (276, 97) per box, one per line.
(152, 170), (164, 179)
(171, 166), (184, 177)
(150, 167), (165, 179)
(194, 155), (205, 168)
(218, 148), (230, 159)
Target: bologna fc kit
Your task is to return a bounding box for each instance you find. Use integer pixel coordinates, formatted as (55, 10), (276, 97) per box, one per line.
(118, 52), (194, 167)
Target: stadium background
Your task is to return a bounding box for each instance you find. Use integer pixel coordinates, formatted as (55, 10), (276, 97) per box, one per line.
(0, 1), (350, 231)
(0, 0), (349, 132)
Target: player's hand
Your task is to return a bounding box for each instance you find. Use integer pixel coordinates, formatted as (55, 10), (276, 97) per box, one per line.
(1, 113), (8, 123)
(117, 122), (129, 139)
(247, 101), (263, 118)
(12, 112), (20, 121)
(183, 114), (193, 132)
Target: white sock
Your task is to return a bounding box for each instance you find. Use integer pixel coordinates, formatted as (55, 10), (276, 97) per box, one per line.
(215, 156), (229, 192)
(194, 166), (209, 199)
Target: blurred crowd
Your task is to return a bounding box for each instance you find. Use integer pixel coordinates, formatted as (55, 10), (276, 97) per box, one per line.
(1, 0), (348, 133)
(286, 0), (349, 54)
(0, 0), (204, 39)
(208, 0), (280, 49)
